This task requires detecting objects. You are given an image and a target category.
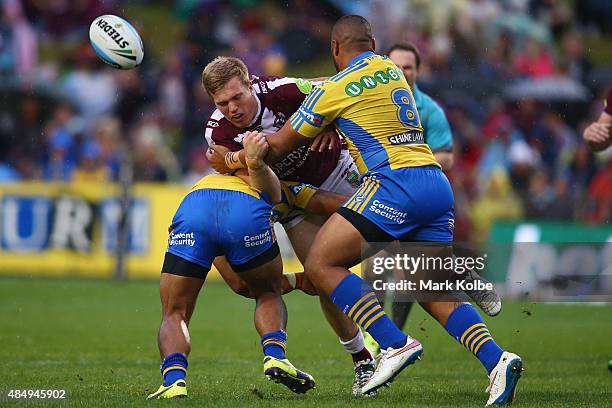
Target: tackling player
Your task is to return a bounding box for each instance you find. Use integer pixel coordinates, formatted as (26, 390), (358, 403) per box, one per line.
(147, 133), (315, 399)
(361, 43), (502, 355)
(239, 15), (523, 405)
(201, 56), (375, 394)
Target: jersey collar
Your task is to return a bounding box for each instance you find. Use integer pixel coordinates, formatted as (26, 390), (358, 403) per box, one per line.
(247, 89), (262, 128)
(348, 50), (375, 67)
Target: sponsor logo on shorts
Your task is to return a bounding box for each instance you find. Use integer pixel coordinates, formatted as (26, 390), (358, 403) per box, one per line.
(387, 131), (424, 145)
(244, 230), (272, 248)
(368, 199), (407, 224)
(169, 232), (196, 247)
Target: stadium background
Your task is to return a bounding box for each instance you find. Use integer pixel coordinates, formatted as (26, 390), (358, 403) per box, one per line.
(0, 0), (611, 406)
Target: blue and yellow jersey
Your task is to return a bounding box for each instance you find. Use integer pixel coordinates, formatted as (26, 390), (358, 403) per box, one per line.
(289, 51), (439, 174)
(190, 174), (262, 200)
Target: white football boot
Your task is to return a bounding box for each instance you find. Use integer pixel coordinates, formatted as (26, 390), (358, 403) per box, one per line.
(485, 351), (524, 406)
(360, 337), (422, 395)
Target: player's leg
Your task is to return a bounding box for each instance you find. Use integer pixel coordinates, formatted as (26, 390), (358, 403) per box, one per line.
(419, 300), (523, 406)
(358, 252), (387, 357)
(148, 253), (209, 400)
(212, 255), (300, 298)
(236, 251), (287, 336)
(158, 268), (205, 357)
(221, 189), (315, 394)
(148, 188), (219, 400)
(285, 215), (375, 394)
(227, 245), (315, 394)
(286, 216), (369, 349)
(303, 211), (423, 395)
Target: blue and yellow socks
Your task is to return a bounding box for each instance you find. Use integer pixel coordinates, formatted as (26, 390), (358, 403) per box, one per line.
(445, 303), (503, 374)
(261, 330), (287, 359)
(330, 273), (407, 350)
(161, 352), (188, 386)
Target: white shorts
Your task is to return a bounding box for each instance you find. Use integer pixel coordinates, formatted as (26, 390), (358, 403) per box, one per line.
(283, 149), (360, 229)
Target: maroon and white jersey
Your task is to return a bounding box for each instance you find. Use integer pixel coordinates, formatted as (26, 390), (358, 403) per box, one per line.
(605, 87), (612, 116)
(204, 75), (341, 187)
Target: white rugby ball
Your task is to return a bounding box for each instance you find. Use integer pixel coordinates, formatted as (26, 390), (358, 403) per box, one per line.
(89, 15), (144, 69)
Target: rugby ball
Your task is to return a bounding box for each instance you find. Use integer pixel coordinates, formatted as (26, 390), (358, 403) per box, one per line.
(89, 15), (144, 69)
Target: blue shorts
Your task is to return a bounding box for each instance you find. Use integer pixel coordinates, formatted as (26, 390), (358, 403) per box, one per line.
(339, 166), (454, 242)
(166, 188), (278, 274)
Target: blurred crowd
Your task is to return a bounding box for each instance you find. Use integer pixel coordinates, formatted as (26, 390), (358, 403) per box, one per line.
(0, 0), (610, 240)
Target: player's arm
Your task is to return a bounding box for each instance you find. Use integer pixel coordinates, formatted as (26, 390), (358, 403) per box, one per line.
(284, 182), (348, 217)
(205, 117), (244, 174)
(221, 124), (337, 170)
(224, 121), (313, 168)
(266, 81), (339, 162)
(243, 132), (282, 203)
(583, 111), (612, 152)
(306, 190), (350, 216)
(265, 121), (315, 163)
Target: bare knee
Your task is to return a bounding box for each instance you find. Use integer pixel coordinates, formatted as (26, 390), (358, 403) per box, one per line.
(304, 255), (325, 284)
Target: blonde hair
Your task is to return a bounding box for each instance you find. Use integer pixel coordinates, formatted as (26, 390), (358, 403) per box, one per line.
(202, 56), (250, 96)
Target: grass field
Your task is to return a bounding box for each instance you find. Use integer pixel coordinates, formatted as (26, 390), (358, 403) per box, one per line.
(1, 277), (610, 407)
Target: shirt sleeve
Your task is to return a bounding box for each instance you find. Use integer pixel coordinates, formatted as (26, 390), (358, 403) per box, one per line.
(424, 101), (453, 151)
(605, 88), (612, 115)
(273, 78), (314, 116)
(204, 120), (243, 151)
(289, 81), (343, 138)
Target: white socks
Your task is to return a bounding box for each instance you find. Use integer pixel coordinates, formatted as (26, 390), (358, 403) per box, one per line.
(339, 327), (365, 354)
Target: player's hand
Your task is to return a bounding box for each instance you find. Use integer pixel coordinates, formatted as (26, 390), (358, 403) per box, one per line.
(584, 122), (611, 144)
(310, 128), (338, 152)
(584, 122), (612, 152)
(583, 122), (612, 151)
(244, 131), (269, 169)
(206, 143), (232, 173)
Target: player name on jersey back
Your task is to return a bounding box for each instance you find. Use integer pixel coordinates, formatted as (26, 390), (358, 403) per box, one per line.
(388, 131), (425, 145)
